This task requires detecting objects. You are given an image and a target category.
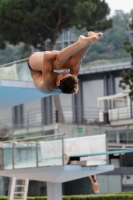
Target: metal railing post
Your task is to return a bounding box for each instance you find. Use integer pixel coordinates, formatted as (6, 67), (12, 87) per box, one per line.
(0, 143), (4, 170)
(36, 140), (39, 167)
(62, 136), (64, 165)
(12, 143), (15, 169)
(27, 111), (29, 134)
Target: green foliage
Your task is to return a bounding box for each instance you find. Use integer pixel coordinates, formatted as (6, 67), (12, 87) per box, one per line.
(0, 8), (133, 65)
(0, 0), (112, 50)
(119, 18), (133, 99)
(0, 197), (7, 200)
(122, 40), (133, 65)
(33, 197), (47, 200)
(27, 198), (35, 200)
(0, 43), (25, 65)
(84, 59), (111, 69)
(81, 10), (132, 64)
(23, 193), (133, 200)
(0, 193), (133, 200)
(20, 44), (32, 59)
(119, 68), (133, 99)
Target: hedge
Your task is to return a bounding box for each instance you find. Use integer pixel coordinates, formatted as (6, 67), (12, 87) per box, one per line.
(33, 193), (133, 200)
(0, 193), (133, 200)
(62, 193), (133, 200)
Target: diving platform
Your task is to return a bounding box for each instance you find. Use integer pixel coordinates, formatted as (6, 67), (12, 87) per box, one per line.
(0, 165), (114, 183)
(0, 79), (59, 109)
(0, 165), (114, 200)
(0, 79), (44, 109)
(0, 133), (132, 200)
(0, 134), (111, 200)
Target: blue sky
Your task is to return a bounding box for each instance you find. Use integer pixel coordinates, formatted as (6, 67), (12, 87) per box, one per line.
(105, 0), (133, 16)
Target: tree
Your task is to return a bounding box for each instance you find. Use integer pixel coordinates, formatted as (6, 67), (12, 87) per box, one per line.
(75, 10), (132, 67)
(119, 19), (133, 99)
(0, 0), (112, 50)
(0, 0), (112, 123)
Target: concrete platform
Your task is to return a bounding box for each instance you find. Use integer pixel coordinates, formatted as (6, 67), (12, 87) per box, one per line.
(0, 80), (60, 109)
(0, 165), (114, 183)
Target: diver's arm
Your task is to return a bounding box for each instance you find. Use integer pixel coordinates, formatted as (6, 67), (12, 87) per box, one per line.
(69, 61), (82, 76)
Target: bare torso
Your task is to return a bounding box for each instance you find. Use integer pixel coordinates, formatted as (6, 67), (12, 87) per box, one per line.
(92, 182), (99, 193)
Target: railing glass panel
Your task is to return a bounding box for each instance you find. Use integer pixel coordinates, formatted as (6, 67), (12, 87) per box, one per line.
(128, 131), (133, 143)
(107, 132), (116, 143)
(14, 142), (36, 169)
(1, 134), (64, 170)
(2, 143), (13, 170)
(38, 136), (64, 167)
(16, 61), (32, 81)
(0, 59), (32, 81)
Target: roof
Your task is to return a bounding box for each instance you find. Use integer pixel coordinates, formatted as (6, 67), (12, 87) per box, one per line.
(97, 90), (130, 102)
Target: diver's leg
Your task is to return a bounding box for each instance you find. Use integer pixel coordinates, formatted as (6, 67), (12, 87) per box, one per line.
(62, 32), (103, 69)
(53, 31), (103, 69)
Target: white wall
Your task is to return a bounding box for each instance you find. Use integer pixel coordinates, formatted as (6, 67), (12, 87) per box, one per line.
(98, 175), (121, 194)
(82, 79), (104, 121)
(115, 77), (123, 94)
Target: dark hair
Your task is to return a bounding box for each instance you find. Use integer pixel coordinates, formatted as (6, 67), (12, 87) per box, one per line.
(58, 75), (79, 94)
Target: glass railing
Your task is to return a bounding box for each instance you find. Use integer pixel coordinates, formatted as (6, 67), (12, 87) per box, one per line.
(0, 58), (32, 81)
(0, 133), (108, 170)
(107, 129), (133, 144)
(1, 133), (65, 170)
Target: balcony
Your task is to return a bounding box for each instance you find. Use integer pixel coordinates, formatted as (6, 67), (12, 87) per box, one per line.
(0, 105), (103, 141)
(98, 90), (133, 126)
(107, 129), (133, 150)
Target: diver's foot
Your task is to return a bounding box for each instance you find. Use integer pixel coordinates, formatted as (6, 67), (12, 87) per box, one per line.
(78, 31), (103, 47)
(88, 31), (103, 38)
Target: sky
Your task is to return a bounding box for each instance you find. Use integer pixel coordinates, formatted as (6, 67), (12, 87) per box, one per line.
(105, 0), (133, 16)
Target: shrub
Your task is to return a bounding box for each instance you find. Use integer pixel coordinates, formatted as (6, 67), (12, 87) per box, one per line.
(0, 193), (133, 200)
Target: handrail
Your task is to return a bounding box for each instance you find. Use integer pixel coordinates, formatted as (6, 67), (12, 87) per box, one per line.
(0, 58), (28, 68)
(79, 61), (131, 75)
(0, 105), (99, 124)
(1, 133), (65, 143)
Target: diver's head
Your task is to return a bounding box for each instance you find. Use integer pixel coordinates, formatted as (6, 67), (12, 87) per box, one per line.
(56, 71), (79, 94)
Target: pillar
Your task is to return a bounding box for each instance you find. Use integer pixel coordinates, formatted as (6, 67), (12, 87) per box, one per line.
(47, 182), (62, 200)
